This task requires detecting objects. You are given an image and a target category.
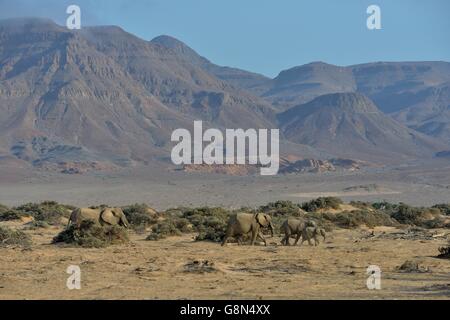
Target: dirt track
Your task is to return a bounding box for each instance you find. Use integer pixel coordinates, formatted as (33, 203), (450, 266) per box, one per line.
(0, 220), (449, 300)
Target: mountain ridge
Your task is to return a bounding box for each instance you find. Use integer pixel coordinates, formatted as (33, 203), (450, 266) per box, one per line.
(0, 17), (449, 172)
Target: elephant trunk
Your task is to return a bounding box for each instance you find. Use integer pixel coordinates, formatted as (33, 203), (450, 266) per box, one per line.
(121, 215), (130, 228)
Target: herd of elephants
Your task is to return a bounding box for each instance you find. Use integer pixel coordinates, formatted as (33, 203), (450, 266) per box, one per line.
(68, 207), (327, 247)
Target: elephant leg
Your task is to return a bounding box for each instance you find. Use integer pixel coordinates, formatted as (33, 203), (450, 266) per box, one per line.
(257, 233), (267, 246)
(221, 237), (228, 246)
(294, 233), (302, 246)
(250, 230), (258, 246)
(282, 232), (291, 246)
(221, 232), (231, 246)
(314, 236), (319, 246)
(308, 238), (313, 246)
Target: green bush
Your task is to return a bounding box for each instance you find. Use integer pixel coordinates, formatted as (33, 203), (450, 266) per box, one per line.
(0, 204), (8, 214)
(301, 197), (343, 212)
(53, 220), (129, 248)
(371, 201), (399, 213)
(146, 219), (185, 241)
(122, 203), (159, 230)
(432, 204), (450, 216)
(13, 201), (75, 225)
(259, 200), (303, 216)
(313, 210), (395, 229)
(0, 209), (29, 221)
(183, 207), (229, 242)
(390, 204), (434, 227)
(25, 221), (50, 230)
(0, 226), (32, 247)
(146, 207), (229, 242)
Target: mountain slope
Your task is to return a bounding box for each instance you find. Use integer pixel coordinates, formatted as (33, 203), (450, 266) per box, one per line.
(0, 18), (276, 167)
(278, 93), (446, 163)
(82, 28), (276, 129)
(392, 84), (450, 144)
(150, 35), (271, 95)
(254, 61), (450, 113)
(261, 62), (356, 109)
(0, 18), (194, 165)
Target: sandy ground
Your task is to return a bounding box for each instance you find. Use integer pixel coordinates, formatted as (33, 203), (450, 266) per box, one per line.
(0, 220), (449, 300)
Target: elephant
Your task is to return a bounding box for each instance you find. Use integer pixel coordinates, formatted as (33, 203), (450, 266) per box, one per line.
(67, 207), (129, 229)
(300, 226), (326, 246)
(221, 213), (274, 246)
(281, 218), (317, 246)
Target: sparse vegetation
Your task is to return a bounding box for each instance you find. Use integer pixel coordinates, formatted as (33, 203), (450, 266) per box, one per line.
(122, 203), (159, 231)
(5, 201), (75, 225)
(432, 204), (450, 216)
(53, 220), (129, 248)
(259, 200), (303, 216)
(0, 226), (32, 247)
(389, 204), (441, 228)
(0, 204), (8, 214)
(0, 208), (29, 221)
(146, 207), (229, 242)
(25, 221), (50, 230)
(437, 243), (450, 259)
(313, 209), (395, 229)
(146, 218), (191, 241)
(301, 197), (343, 212)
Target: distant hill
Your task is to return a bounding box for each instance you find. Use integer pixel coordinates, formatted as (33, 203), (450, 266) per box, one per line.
(250, 61), (450, 113)
(278, 93), (446, 162)
(392, 84), (450, 144)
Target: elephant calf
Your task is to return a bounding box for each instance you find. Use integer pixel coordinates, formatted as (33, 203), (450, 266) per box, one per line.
(222, 213), (274, 246)
(68, 207), (129, 229)
(301, 226), (326, 246)
(281, 218), (317, 246)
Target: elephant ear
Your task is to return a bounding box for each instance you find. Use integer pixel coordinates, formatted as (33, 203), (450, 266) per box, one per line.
(256, 213), (268, 227)
(100, 209), (118, 225)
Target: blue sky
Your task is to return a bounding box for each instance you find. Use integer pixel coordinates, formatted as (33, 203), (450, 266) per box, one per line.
(0, 0), (449, 77)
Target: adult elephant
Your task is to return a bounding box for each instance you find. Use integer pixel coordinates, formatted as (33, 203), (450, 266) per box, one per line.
(221, 213), (274, 246)
(281, 218), (317, 246)
(67, 207), (129, 228)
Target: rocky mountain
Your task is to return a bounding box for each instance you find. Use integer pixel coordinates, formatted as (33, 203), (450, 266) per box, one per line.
(278, 93), (446, 163)
(150, 35), (271, 94)
(0, 18), (275, 168)
(0, 17), (448, 172)
(392, 84), (450, 144)
(251, 61), (450, 112)
(258, 62), (356, 110)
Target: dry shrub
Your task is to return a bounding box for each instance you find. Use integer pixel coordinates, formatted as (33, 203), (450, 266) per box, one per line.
(146, 207), (229, 242)
(122, 203), (159, 231)
(0, 226), (32, 247)
(259, 200), (303, 216)
(437, 241), (450, 259)
(301, 197), (343, 212)
(53, 220), (129, 248)
(313, 210), (395, 229)
(4, 201), (75, 225)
